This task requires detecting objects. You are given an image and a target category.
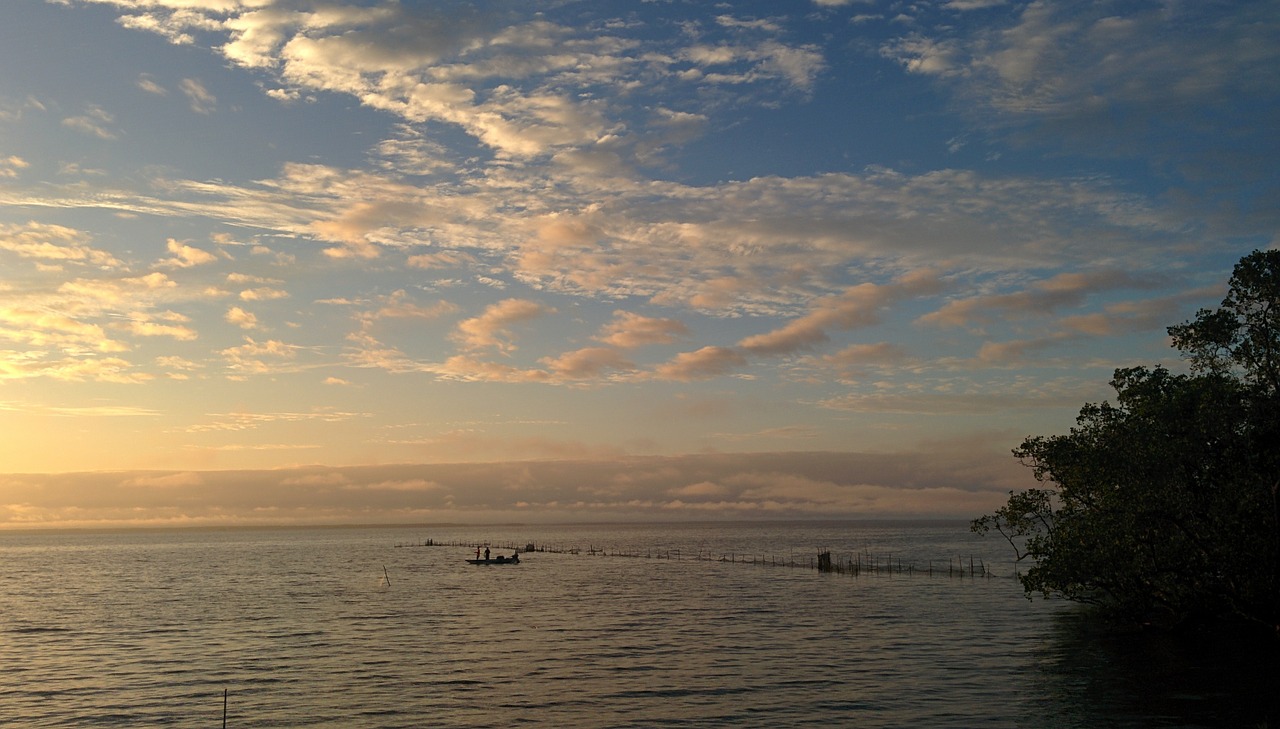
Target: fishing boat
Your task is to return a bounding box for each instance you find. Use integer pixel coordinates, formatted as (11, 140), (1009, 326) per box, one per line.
(466, 554), (520, 565)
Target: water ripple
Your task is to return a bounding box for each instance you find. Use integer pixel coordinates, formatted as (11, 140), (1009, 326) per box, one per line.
(1, 523), (1274, 728)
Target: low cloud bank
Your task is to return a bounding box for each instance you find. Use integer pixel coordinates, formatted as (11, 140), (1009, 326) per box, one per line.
(0, 451), (1032, 529)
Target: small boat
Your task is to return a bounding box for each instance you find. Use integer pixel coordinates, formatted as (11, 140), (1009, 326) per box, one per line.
(466, 554), (520, 565)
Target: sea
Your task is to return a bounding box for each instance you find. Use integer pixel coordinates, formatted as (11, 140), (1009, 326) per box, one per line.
(1, 520), (1276, 728)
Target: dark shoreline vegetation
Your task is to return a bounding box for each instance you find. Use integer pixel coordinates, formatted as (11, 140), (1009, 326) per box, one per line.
(975, 250), (1280, 638)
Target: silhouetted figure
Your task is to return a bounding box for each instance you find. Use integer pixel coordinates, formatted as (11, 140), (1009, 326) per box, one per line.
(484, 547), (490, 561)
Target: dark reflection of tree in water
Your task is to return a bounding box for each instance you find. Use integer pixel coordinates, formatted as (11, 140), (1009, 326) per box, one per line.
(1031, 609), (1279, 728)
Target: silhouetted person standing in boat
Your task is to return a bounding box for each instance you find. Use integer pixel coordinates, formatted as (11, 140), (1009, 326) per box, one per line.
(484, 547), (490, 561)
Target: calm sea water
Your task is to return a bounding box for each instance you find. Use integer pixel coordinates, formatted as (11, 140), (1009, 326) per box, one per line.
(1, 521), (1275, 727)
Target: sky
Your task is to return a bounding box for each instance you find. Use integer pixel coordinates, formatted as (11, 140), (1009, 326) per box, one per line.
(0, 0), (1276, 528)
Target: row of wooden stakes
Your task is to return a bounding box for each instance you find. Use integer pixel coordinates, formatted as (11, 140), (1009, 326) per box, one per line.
(395, 538), (1001, 578)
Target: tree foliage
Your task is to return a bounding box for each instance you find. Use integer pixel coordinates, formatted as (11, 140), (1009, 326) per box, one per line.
(975, 250), (1280, 631)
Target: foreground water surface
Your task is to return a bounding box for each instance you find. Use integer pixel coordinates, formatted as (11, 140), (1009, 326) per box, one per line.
(1, 521), (1275, 727)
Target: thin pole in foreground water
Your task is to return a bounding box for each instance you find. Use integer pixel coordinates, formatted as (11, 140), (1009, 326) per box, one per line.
(223, 688), (227, 728)
(384, 565), (391, 587)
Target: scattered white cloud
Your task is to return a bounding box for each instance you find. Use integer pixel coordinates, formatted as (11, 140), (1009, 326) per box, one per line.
(160, 238), (218, 268)
(239, 287), (289, 301)
(61, 105), (117, 139)
(595, 311), (690, 348)
(0, 155), (29, 178)
(179, 78), (217, 114)
(452, 299), (555, 354)
(918, 270), (1164, 329)
(121, 312), (198, 340)
(740, 271), (943, 355)
(0, 222), (120, 267)
(540, 346), (635, 380)
(136, 74), (167, 95)
(653, 346), (748, 382)
(219, 337), (303, 376)
(225, 305), (258, 329)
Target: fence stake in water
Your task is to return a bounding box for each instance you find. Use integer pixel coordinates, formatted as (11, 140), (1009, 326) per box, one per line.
(384, 565), (391, 587)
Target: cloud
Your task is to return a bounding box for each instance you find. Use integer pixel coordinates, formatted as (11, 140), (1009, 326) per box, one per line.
(180, 78), (217, 114)
(342, 330), (417, 374)
(188, 408), (369, 434)
(219, 337), (302, 376)
(682, 32), (826, 91)
(221, 338), (297, 362)
(59, 272), (178, 307)
(668, 481), (731, 498)
(0, 305), (126, 354)
(160, 238), (218, 268)
(226, 305), (258, 329)
(312, 201), (425, 257)
(360, 290), (457, 323)
(125, 472), (203, 488)
(347, 479), (441, 492)
(0, 451), (1033, 527)
(882, 35), (964, 77)
(156, 355), (199, 373)
(44, 404), (160, 417)
(227, 273), (280, 285)
(61, 105), (116, 139)
(0, 268), (219, 368)
(121, 312), (197, 341)
(238, 287), (289, 301)
(653, 346), (748, 381)
(282, 473), (351, 487)
(406, 250), (479, 270)
(0, 244), (218, 380)
(76, 1), (831, 166)
(136, 74), (167, 95)
(820, 342), (911, 379)
(739, 270), (943, 355)
(964, 3), (1278, 116)
(881, 0), (1280, 215)
(5, 154), (1194, 321)
(917, 269), (1163, 329)
(430, 355), (552, 383)
(824, 342), (909, 366)
(1056, 287), (1216, 337)
(0, 222), (121, 268)
(0, 353), (149, 384)
(452, 298), (555, 353)
(944, 0), (1008, 10)
(594, 311), (689, 348)
(974, 335), (1070, 366)
(0, 155), (29, 179)
(335, 287), (457, 377)
(818, 381), (1089, 414)
(540, 347), (634, 380)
